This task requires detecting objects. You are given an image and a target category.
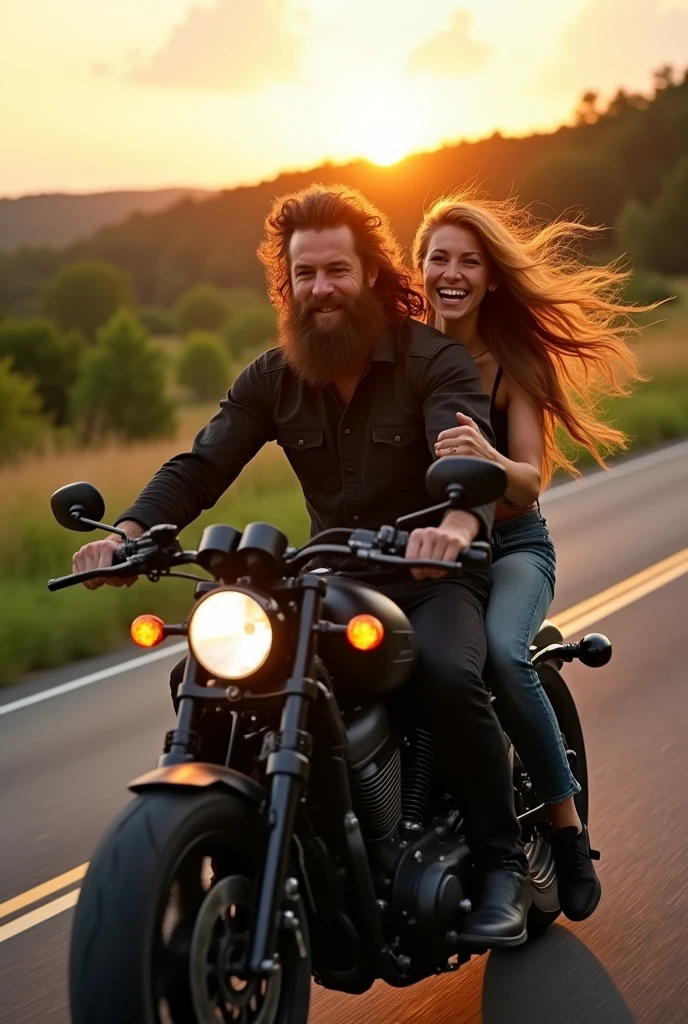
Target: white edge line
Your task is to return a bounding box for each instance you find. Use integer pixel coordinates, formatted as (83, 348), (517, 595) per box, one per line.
(0, 888), (80, 944)
(542, 438), (688, 504)
(1, 438), (686, 720)
(0, 642), (187, 718)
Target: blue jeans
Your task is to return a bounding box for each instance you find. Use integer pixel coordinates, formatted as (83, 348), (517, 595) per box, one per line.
(485, 510), (581, 805)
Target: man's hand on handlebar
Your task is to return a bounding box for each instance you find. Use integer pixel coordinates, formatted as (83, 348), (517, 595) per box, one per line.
(405, 511), (480, 580)
(72, 538), (134, 590)
(72, 520), (145, 590)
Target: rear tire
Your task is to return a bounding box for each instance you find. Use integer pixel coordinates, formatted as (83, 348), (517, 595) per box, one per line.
(69, 790), (311, 1024)
(519, 664), (590, 940)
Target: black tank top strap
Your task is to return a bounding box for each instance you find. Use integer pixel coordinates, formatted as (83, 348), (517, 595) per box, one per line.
(490, 365), (504, 407)
(488, 365), (509, 456)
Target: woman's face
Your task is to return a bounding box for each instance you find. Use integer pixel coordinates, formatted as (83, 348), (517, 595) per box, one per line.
(423, 223), (493, 323)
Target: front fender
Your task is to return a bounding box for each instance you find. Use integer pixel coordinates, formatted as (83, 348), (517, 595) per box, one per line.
(129, 763), (265, 805)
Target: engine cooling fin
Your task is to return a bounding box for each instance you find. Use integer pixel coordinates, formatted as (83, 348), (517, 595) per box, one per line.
(402, 727), (435, 824)
(351, 748), (402, 842)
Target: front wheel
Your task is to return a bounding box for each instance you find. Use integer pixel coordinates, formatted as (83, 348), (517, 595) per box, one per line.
(69, 790), (311, 1024)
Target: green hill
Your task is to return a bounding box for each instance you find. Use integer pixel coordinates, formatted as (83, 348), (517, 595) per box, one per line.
(0, 189), (211, 253)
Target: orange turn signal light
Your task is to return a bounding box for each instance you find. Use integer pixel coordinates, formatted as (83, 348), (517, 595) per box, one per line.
(131, 614), (166, 648)
(346, 614), (384, 652)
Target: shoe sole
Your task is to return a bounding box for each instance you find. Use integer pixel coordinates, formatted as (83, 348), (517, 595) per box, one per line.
(459, 926), (529, 952)
(561, 878), (602, 923)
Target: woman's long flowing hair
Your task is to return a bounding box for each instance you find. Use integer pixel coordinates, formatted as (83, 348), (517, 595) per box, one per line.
(412, 190), (658, 482)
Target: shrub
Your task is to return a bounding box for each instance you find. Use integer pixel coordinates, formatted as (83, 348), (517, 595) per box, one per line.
(43, 260), (133, 341)
(224, 288), (263, 317)
(623, 270), (676, 307)
(617, 157), (688, 275)
(616, 198), (651, 268)
(176, 330), (231, 401)
(138, 304), (175, 335)
(0, 317), (84, 425)
(174, 284), (231, 335)
(642, 156), (688, 274)
(221, 303), (277, 358)
(71, 309), (176, 442)
(0, 357), (48, 463)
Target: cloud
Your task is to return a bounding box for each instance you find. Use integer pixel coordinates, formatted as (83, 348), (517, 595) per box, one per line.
(131, 0), (301, 92)
(541, 0), (688, 95)
(407, 9), (492, 77)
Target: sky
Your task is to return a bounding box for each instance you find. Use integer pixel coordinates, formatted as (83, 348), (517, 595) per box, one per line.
(1, 0), (687, 197)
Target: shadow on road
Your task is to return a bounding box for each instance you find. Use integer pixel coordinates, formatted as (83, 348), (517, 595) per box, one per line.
(482, 925), (636, 1024)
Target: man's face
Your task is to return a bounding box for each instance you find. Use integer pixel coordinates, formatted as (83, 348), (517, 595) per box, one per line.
(278, 224), (386, 387)
(289, 226), (378, 329)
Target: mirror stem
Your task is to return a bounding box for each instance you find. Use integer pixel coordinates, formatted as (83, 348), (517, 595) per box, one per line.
(395, 498), (450, 530)
(70, 507), (128, 539)
(447, 484), (465, 509)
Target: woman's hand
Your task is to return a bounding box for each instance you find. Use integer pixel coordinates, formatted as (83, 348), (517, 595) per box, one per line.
(435, 412), (500, 463)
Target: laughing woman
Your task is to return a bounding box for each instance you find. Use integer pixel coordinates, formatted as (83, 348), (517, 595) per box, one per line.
(413, 193), (648, 921)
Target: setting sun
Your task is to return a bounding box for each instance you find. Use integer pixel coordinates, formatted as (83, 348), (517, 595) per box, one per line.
(321, 74), (436, 170)
(366, 140), (407, 167)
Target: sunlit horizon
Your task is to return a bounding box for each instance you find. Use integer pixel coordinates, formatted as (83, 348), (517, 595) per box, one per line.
(1, 0), (687, 198)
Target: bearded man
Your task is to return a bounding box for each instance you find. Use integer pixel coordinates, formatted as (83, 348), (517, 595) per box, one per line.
(72, 184), (529, 948)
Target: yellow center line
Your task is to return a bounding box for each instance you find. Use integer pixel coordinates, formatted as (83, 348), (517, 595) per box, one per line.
(0, 889), (80, 944)
(2, 545), (688, 944)
(553, 546), (688, 639)
(0, 862), (88, 920)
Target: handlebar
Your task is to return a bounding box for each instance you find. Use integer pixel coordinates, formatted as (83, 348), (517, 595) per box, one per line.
(47, 557), (138, 591)
(47, 527), (491, 591)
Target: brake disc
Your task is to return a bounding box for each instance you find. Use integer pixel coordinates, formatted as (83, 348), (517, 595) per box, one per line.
(189, 875), (283, 1024)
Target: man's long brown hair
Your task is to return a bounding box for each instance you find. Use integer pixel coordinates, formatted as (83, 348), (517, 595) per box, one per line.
(258, 184), (424, 322)
(413, 190), (660, 483)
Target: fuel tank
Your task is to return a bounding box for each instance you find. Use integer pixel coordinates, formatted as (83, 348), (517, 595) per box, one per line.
(318, 576), (417, 695)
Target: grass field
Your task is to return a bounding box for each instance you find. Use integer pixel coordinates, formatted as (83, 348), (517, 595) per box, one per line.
(1, 291), (687, 686)
(0, 409), (308, 684)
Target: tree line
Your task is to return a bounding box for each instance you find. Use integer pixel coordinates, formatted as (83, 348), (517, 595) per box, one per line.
(0, 272), (278, 462)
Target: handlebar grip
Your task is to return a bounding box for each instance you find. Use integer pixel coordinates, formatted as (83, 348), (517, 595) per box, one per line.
(47, 573), (85, 592)
(112, 543), (130, 565)
(47, 559), (136, 592)
(460, 541), (492, 569)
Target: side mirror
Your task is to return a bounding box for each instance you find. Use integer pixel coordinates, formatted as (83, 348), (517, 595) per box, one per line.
(50, 482), (106, 532)
(425, 456), (506, 508)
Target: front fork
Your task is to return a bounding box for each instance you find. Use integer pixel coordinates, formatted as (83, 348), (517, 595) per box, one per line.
(248, 574), (324, 975)
(159, 574), (325, 976)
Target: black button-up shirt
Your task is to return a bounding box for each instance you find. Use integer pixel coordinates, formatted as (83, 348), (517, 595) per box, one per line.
(117, 318), (496, 544)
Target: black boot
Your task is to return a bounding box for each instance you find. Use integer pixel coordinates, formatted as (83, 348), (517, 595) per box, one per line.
(550, 825), (601, 921)
(460, 869), (530, 951)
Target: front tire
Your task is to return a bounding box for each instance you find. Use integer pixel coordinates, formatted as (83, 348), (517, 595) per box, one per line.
(69, 790), (311, 1024)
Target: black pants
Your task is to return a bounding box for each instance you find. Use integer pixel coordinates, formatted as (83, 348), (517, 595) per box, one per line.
(378, 575), (524, 871)
(171, 574), (524, 871)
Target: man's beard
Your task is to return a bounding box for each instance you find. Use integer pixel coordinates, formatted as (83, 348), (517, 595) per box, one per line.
(278, 287), (389, 387)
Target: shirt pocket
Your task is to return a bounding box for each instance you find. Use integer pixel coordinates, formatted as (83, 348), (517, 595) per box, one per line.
(277, 426), (335, 494)
(370, 422), (429, 488)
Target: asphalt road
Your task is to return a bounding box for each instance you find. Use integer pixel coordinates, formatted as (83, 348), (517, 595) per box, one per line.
(1, 442), (687, 1024)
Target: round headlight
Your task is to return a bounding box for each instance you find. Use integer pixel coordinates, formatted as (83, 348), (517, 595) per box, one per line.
(188, 590), (273, 680)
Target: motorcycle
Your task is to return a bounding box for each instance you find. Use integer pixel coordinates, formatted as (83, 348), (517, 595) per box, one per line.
(47, 456), (611, 1024)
